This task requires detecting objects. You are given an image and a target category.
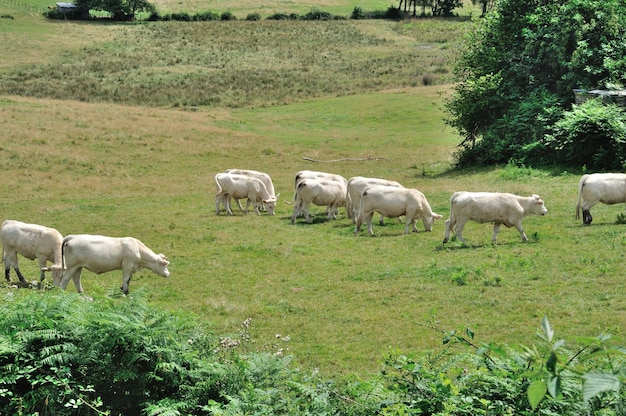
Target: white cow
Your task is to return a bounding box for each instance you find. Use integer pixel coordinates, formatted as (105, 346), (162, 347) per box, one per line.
(443, 192), (548, 244)
(225, 169), (278, 213)
(1, 219), (64, 283)
(575, 173), (626, 225)
(354, 185), (442, 236)
(60, 234), (170, 295)
(291, 178), (347, 224)
(215, 172), (277, 216)
(346, 176), (404, 223)
(291, 170), (348, 218)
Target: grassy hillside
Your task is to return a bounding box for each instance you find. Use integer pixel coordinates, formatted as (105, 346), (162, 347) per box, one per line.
(2, 90), (625, 376)
(1, 4), (624, 377)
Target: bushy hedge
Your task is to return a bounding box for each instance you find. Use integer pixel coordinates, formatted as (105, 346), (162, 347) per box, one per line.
(543, 99), (626, 171)
(1, 289), (624, 415)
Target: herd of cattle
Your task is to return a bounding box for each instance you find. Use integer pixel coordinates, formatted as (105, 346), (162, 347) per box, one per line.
(2, 171), (624, 294)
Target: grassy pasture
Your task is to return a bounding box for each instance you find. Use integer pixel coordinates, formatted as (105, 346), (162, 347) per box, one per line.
(2, 90), (625, 376)
(0, 4), (625, 377)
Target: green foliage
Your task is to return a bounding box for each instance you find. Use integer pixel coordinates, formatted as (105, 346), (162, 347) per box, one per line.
(543, 99), (626, 171)
(382, 317), (626, 415)
(220, 10), (236, 20)
(1, 289), (624, 414)
(74, 0), (156, 19)
(447, 0), (626, 168)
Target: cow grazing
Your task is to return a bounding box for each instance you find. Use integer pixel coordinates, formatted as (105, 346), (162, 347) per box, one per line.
(347, 176), (404, 224)
(575, 173), (626, 225)
(225, 169), (278, 213)
(60, 234), (170, 295)
(354, 185), (442, 236)
(291, 178), (347, 224)
(291, 170), (347, 219)
(442, 192), (548, 244)
(1, 219), (64, 283)
(215, 172), (277, 216)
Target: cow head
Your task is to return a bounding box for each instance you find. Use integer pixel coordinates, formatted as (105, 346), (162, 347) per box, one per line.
(41, 265), (65, 286)
(422, 212), (443, 232)
(531, 195), (548, 215)
(264, 198), (277, 215)
(157, 254), (171, 278)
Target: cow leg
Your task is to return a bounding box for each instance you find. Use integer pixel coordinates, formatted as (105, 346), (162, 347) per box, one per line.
(366, 213), (375, 236)
(583, 209), (592, 225)
(225, 195), (235, 215)
(121, 274), (132, 295)
(454, 220), (466, 244)
(4, 266), (10, 282)
(12, 267), (27, 283)
(492, 223), (501, 243)
(354, 215), (362, 235)
(60, 267), (80, 290)
(442, 219), (452, 244)
(37, 259), (48, 282)
(215, 194), (223, 215)
(72, 271), (84, 293)
(513, 222), (528, 242)
(378, 214), (385, 226)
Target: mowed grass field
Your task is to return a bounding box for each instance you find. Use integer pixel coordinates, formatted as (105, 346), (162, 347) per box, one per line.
(1, 4), (625, 377)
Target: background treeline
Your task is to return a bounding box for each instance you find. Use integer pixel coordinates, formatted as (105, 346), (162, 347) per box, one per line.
(2, 289), (624, 415)
(446, 0), (626, 171)
(44, 0), (475, 20)
(44, 5), (408, 21)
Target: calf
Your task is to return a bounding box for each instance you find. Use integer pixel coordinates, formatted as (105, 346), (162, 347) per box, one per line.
(443, 192), (547, 244)
(354, 185), (442, 236)
(291, 178), (347, 224)
(60, 234), (170, 295)
(215, 172), (277, 215)
(1, 219), (64, 283)
(575, 173), (626, 225)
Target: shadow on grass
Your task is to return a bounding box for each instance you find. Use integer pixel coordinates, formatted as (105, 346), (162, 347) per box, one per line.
(436, 238), (543, 251)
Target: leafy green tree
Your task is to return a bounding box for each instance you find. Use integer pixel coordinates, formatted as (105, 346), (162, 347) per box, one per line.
(446, 0), (626, 167)
(75, 0), (155, 20)
(432, 0), (463, 16)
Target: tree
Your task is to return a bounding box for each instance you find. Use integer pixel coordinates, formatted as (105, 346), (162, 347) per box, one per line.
(432, 0), (463, 16)
(445, 0), (626, 167)
(75, 0), (155, 20)
(471, 0), (495, 17)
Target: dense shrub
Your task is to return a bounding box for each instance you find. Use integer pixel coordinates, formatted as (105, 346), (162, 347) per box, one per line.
(266, 12), (299, 20)
(446, 0), (626, 169)
(220, 11), (236, 20)
(543, 99), (626, 171)
(246, 12), (261, 21)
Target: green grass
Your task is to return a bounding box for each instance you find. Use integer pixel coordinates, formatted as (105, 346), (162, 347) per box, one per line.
(0, 5), (624, 378)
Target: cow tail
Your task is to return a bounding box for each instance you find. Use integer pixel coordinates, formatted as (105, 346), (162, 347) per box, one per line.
(214, 174), (223, 196)
(61, 236), (71, 270)
(575, 175), (587, 219)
